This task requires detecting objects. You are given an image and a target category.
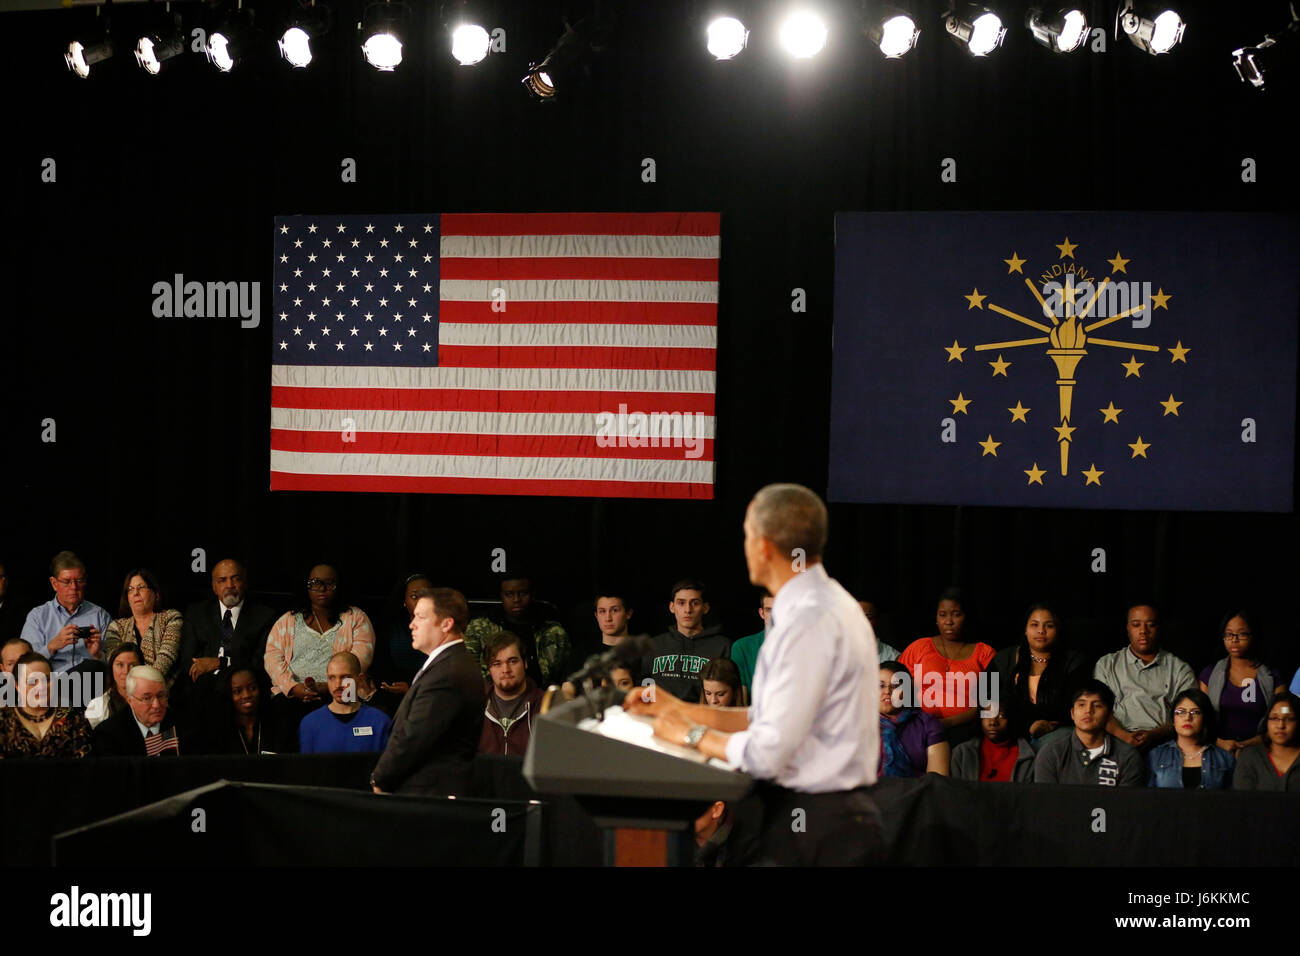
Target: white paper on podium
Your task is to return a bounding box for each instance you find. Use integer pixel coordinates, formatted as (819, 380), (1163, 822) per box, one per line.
(579, 706), (737, 770)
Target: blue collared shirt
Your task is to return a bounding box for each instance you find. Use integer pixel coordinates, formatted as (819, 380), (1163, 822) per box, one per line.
(723, 563), (880, 792)
(20, 598), (112, 673)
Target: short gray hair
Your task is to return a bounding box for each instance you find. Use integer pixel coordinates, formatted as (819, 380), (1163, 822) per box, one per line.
(126, 665), (165, 697)
(50, 550), (85, 577)
(750, 483), (828, 560)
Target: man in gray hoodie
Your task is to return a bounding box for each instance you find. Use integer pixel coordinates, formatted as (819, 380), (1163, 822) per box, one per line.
(641, 578), (731, 702)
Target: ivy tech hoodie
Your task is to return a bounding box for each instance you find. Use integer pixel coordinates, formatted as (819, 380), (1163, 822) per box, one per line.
(642, 626), (732, 702)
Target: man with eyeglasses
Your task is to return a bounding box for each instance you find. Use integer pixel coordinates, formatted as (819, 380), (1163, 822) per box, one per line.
(20, 551), (111, 674)
(92, 665), (186, 756)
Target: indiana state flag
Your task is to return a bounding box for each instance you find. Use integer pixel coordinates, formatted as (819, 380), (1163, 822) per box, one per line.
(829, 212), (1300, 511)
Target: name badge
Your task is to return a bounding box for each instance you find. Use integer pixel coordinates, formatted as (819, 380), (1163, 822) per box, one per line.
(353, 726), (374, 737)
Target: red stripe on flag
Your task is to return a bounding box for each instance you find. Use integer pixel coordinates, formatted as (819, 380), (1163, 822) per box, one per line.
(437, 346), (716, 371)
(439, 256), (718, 282)
(440, 213), (720, 237)
(271, 429), (715, 461)
(271, 387), (716, 415)
(436, 300), (718, 325)
(270, 472), (715, 499)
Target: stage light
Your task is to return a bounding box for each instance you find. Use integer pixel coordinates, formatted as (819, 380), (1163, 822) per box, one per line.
(1232, 7), (1300, 90)
(451, 23), (491, 65)
(522, 20), (592, 101)
(1027, 6), (1088, 53)
(779, 10), (828, 58)
(865, 6), (920, 58)
(135, 12), (186, 75)
(360, 1), (408, 71)
(1119, 3), (1185, 55)
(279, 5), (332, 69)
(706, 16), (749, 59)
(944, 4), (1006, 56)
(65, 38), (114, 79)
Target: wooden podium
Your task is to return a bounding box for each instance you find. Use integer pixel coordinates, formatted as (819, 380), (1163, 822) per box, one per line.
(523, 693), (752, 866)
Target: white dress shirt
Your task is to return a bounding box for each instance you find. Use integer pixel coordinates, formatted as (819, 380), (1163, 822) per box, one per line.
(220, 600), (244, 630)
(414, 638), (464, 681)
(723, 563), (879, 792)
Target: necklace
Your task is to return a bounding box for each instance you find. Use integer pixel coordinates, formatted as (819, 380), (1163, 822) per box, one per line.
(238, 722), (262, 755)
(1029, 652), (1049, 663)
(18, 708), (52, 722)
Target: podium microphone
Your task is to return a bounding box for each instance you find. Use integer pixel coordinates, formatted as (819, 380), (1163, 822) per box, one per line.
(564, 635), (656, 686)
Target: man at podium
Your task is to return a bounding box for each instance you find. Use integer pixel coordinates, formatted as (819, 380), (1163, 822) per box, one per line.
(625, 483), (882, 866)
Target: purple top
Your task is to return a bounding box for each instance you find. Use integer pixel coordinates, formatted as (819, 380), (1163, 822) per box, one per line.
(1198, 662), (1269, 741)
(881, 709), (946, 776)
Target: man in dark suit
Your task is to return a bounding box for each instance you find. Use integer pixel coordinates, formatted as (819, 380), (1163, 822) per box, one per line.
(93, 665), (188, 756)
(370, 588), (485, 797)
(178, 559), (277, 709)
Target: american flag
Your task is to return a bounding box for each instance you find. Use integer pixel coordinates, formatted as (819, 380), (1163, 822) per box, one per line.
(270, 213), (718, 498)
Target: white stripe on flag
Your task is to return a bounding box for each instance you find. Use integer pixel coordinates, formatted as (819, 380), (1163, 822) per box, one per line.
(271, 365), (716, 393)
(436, 323), (716, 348)
(439, 234), (720, 259)
(272, 407), (717, 437)
(438, 279), (719, 303)
(270, 450), (715, 482)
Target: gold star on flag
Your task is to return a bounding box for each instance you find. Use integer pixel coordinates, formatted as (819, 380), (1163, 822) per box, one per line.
(1168, 341), (1190, 363)
(945, 340), (967, 363)
(989, 354), (1010, 377)
(1122, 355), (1144, 378)
(1025, 462), (1046, 485)
(1054, 423), (1076, 442)
(1100, 402), (1122, 423)
(1129, 436), (1151, 458)
(1107, 252), (1130, 274)
(1008, 402), (1030, 423)
(965, 289), (987, 309)
(1160, 394), (1182, 416)
(1082, 463), (1104, 486)
(1004, 252), (1026, 274)
(1056, 237), (1078, 259)
(1151, 288), (1171, 309)
(979, 435), (1001, 457)
(949, 393), (972, 415)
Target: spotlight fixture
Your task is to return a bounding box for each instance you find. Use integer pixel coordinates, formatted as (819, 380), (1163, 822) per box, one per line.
(1232, 4), (1299, 90)
(864, 5), (919, 58)
(706, 16), (749, 60)
(451, 23), (491, 65)
(279, 4), (332, 69)
(135, 11), (186, 75)
(522, 20), (592, 100)
(944, 3), (1006, 56)
(779, 9), (829, 58)
(1118, 3), (1185, 55)
(359, 1), (408, 71)
(66, 37), (114, 79)
(1027, 6), (1088, 53)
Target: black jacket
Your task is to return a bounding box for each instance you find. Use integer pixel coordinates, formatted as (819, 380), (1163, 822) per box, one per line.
(92, 707), (188, 757)
(641, 626), (731, 702)
(179, 598), (277, 675)
(371, 641), (486, 796)
(990, 644), (1088, 738)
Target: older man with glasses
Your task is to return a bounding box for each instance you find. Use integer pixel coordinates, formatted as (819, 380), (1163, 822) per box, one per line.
(21, 551), (111, 675)
(92, 664), (186, 756)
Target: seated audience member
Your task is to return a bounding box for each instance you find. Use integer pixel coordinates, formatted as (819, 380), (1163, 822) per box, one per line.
(479, 631), (546, 756)
(299, 653), (392, 754)
(950, 700), (1035, 783)
(179, 559), (277, 705)
(0, 652), (93, 758)
(353, 669), (403, 718)
(84, 643), (143, 729)
(92, 665), (186, 757)
(693, 800), (758, 867)
(1092, 603), (1195, 753)
(727, 592), (772, 696)
(201, 666), (297, 755)
(1147, 689), (1234, 789)
(878, 659), (949, 777)
(989, 602), (1088, 748)
(898, 588), (995, 745)
(1032, 680), (1145, 786)
(641, 578), (731, 703)
(104, 568), (183, 689)
(604, 664), (636, 693)
(265, 564), (375, 707)
(562, 590), (642, 699)
(1198, 610), (1280, 755)
(0, 561), (24, 642)
(2, 637), (32, 674)
(858, 599), (900, 662)
(21, 551), (110, 674)
(1233, 695), (1300, 791)
(700, 657), (745, 707)
(373, 572), (435, 690)
(465, 573), (571, 686)
(1292, 667), (1300, 697)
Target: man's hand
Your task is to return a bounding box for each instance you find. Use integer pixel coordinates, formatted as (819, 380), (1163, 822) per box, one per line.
(1028, 719), (1057, 737)
(372, 785), (384, 794)
(47, 623), (81, 653)
(190, 657), (221, 681)
(83, 627), (103, 658)
(1216, 737), (1240, 756)
(1129, 729), (1149, 749)
(652, 709), (694, 747)
(290, 683), (320, 702)
(380, 681), (409, 695)
(623, 683), (679, 717)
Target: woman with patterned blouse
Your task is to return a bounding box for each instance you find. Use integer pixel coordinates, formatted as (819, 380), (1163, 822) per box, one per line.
(104, 568), (184, 689)
(264, 564), (375, 703)
(0, 652), (92, 758)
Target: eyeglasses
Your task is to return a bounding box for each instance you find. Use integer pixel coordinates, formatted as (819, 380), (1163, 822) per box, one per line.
(1223, 631), (1252, 642)
(307, 579), (338, 591)
(1173, 708), (1202, 718)
(55, 578), (86, 588)
(126, 585), (152, 595)
(133, 692), (168, 705)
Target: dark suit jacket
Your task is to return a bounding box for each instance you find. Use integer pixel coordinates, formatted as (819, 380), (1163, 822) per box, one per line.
(179, 598), (277, 676)
(371, 641), (486, 797)
(92, 707), (186, 757)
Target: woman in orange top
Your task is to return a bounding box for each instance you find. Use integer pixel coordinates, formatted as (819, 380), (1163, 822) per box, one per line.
(898, 588), (995, 745)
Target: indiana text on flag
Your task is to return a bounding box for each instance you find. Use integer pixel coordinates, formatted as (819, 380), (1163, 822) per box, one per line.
(270, 213), (718, 498)
(829, 212), (1300, 511)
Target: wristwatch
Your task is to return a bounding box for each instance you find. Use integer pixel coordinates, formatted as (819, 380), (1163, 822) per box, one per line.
(683, 724), (708, 749)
